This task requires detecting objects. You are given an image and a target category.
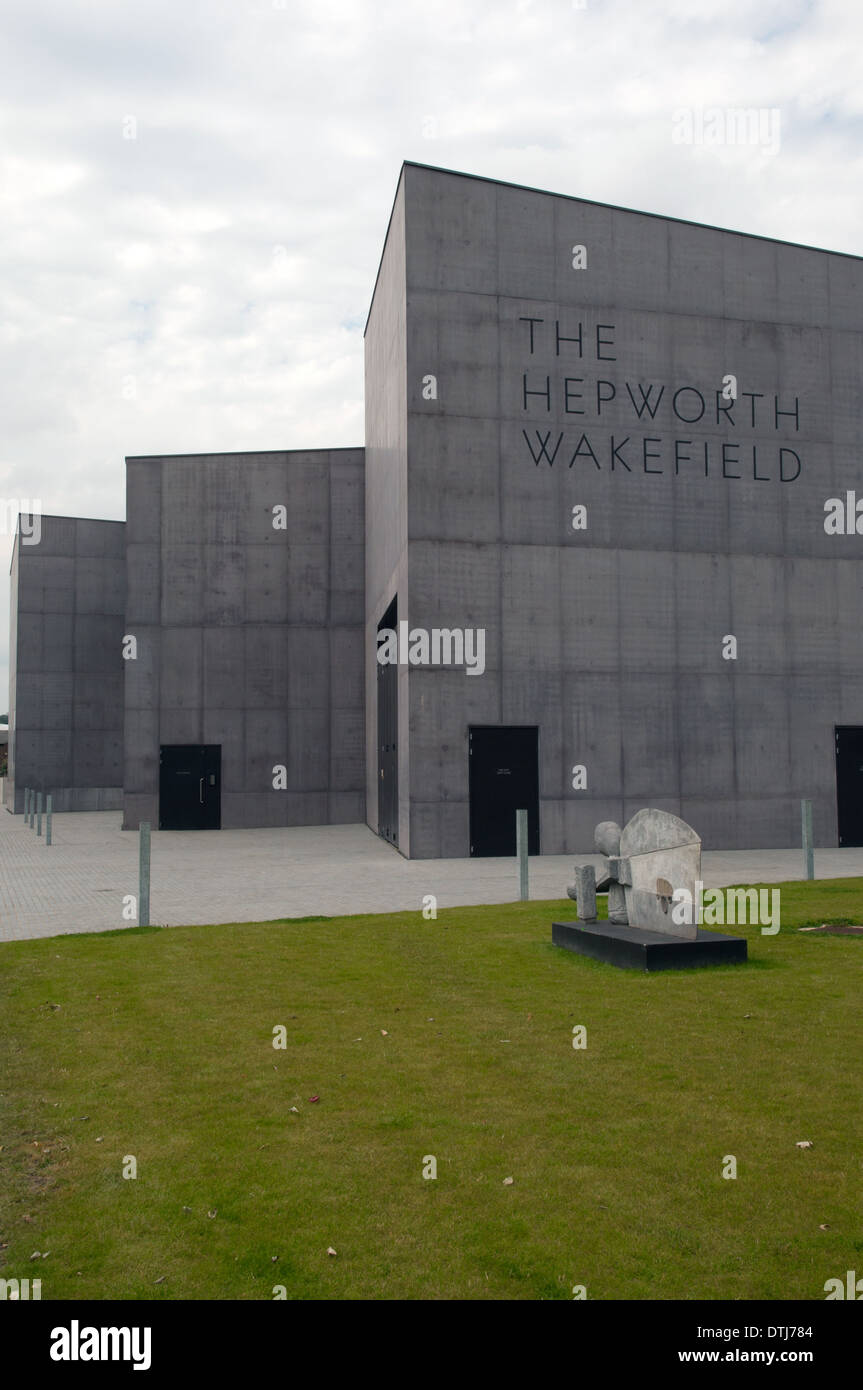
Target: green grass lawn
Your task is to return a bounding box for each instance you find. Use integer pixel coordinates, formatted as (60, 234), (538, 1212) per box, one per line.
(1, 880), (862, 1301)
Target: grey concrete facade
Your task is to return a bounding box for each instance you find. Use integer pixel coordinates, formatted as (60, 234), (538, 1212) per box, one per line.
(122, 450), (365, 830)
(10, 163), (863, 855)
(7, 515), (126, 813)
(363, 163), (863, 856)
(364, 172), (410, 848)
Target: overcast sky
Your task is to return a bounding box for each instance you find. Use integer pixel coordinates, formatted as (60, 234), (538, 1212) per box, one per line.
(2, 0), (862, 710)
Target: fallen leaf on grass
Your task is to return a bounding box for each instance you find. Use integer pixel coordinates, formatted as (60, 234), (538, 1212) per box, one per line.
(796, 1141), (813, 1149)
(308, 1096), (320, 1104)
(289, 1106), (299, 1114)
(819, 1223), (830, 1231)
(154, 1276), (166, 1285)
(182, 1206), (192, 1214)
(207, 1209), (217, 1219)
(327, 1246), (337, 1257)
(381, 1030), (388, 1037)
(503, 1177), (514, 1186)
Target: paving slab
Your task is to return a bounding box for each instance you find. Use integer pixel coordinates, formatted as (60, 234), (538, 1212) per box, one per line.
(2, 810), (862, 943)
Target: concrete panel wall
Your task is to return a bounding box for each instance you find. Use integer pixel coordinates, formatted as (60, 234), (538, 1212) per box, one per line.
(8, 515), (126, 813)
(6, 535), (19, 806)
(364, 171), (410, 849)
(397, 163), (863, 855)
(123, 450), (365, 830)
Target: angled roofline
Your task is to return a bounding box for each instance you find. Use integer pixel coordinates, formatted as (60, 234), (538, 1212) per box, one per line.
(365, 161), (862, 316)
(124, 447), (363, 461)
(363, 163), (408, 338)
(16, 512), (125, 524)
(8, 513), (125, 574)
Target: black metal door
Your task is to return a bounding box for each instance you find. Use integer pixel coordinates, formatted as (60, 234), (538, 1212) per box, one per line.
(835, 726), (863, 846)
(377, 599), (398, 846)
(469, 726), (539, 857)
(159, 745), (221, 830)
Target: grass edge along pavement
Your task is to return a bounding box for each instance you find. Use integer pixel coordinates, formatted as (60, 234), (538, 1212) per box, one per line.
(1, 879), (861, 1301)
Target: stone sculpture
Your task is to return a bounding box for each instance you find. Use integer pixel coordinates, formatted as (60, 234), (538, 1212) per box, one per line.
(568, 808), (702, 940)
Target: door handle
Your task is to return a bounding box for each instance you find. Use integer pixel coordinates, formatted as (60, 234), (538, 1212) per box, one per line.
(199, 777), (204, 804)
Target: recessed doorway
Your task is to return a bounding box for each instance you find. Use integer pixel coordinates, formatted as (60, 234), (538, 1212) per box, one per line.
(469, 725), (539, 857)
(159, 745), (221, 830)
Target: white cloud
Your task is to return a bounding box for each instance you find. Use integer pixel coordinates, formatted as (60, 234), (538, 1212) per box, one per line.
(1, 0), (861, 701)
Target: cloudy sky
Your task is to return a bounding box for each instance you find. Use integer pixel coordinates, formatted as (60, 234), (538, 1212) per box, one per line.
(2, 0), (861, 709)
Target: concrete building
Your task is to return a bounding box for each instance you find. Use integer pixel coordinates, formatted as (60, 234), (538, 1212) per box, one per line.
(8, 516), (125, 813)
(8, 162), (863, 853)
(122, 449), (365, 831)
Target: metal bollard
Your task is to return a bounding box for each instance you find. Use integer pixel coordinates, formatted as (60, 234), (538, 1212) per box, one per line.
(138, 822), (151, 927)
(36, 791), (43, 837)
(516, 808), (529, 902)
(46, 794), (53, 847)
(801, 799), (814, 881)
(23, 787), (30, 822)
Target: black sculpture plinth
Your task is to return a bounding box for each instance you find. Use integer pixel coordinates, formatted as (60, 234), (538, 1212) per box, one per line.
(552, 919), (748, 972)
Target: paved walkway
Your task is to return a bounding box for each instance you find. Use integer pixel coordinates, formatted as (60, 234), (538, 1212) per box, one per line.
(2, 809), (863, 943)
